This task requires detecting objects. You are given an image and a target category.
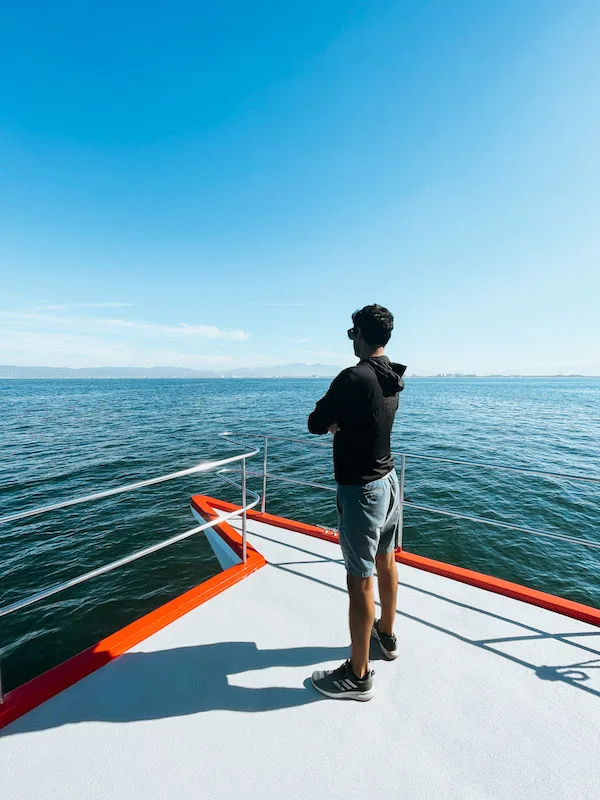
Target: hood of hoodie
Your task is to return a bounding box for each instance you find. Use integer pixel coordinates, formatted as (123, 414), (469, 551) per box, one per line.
(363, 356), (406, 395)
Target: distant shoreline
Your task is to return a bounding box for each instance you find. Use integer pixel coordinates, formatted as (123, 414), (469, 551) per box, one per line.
(1, 374), (597, 380)
(1, 365), (598, 380)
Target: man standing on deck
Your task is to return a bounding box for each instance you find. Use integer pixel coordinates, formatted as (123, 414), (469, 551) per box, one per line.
(307, 304), (406, 701)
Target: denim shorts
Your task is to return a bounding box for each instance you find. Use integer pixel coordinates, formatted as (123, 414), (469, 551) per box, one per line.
(336, 470), (400, 578)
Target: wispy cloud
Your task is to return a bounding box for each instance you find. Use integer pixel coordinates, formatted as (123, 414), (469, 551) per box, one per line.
(0, 305), (252, 368)
(0, 329), (238, 368)
(0, 310), (251, 341)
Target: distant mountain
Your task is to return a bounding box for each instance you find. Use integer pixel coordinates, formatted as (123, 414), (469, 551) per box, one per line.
(0, 364), (342, 379)
(223, 363), (341, 378)
(3, 365), (597, 380)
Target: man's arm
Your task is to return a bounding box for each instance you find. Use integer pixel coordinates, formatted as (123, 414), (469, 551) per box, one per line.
(308, 371), (351, 435)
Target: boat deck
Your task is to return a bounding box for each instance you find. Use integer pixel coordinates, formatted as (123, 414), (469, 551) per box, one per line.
(1, 504), (599, 799)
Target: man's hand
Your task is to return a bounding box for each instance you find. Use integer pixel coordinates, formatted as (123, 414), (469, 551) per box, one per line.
(327, 423), (341, 434)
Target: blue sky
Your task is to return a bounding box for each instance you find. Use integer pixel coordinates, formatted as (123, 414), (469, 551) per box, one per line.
(1, 0), (599, 374)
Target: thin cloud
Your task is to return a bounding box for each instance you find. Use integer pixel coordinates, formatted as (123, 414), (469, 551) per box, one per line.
(174, 322), (249, 340)
(0, 310), (250, 341)
(0, 329), (238, 368)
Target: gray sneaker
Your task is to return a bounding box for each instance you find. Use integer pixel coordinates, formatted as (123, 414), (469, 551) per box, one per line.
(311, 660), (375, 701)
(372, 619), (399, 660)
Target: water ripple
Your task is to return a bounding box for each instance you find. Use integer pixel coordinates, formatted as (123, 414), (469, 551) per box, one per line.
(0, 376), (599, 692)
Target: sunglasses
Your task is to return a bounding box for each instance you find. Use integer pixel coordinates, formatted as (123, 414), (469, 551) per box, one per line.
(347, 327), (358, 340)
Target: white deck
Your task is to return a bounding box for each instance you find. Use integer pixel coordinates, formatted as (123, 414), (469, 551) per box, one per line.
(1, 511), (599, 800)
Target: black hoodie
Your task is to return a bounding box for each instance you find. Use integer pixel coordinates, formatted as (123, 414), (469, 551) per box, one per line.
(308, 356), (407, 485)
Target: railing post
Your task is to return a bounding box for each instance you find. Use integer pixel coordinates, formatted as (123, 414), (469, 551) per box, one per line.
(261, 436), (268, 514)
(241, 458), (248, 563)
(397, 454), (406, 550)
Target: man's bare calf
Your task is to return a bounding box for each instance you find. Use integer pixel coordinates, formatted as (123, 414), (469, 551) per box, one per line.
(348, 552), (397, 678)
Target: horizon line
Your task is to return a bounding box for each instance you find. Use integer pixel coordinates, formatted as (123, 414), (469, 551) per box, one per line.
(1, 365), (598, 379)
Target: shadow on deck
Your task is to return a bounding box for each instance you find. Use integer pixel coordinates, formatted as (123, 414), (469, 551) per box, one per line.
(4, 525), (599, 738)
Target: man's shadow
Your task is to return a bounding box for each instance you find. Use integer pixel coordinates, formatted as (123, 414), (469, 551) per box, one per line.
(5, 641), (385, 736)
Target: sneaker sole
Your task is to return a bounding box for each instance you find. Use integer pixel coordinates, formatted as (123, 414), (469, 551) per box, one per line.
(371, 627), (399, 660)
(311, 677), (375, 702)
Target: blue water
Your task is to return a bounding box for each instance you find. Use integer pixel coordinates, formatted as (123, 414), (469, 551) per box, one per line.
(1, 377), (599, 692)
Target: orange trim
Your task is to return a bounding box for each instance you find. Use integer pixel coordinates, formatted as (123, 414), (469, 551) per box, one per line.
(192, 495), (341, 546)
(4, 494), (598, 731)
(0, 498), (266, 731)
(190, 495), (265, 558)
(195, 495), (600, 629)
(395, 551), (600, 627)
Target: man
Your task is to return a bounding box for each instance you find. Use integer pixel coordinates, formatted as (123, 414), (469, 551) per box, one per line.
(307, 304), (406, 701)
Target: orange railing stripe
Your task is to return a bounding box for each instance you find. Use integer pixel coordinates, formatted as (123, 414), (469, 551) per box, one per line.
(3, 494), (598, 731)
(0, 497), (265, 730)
(199, 495), (600, 629)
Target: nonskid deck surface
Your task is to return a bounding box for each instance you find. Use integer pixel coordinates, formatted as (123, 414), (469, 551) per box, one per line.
(1, 511), (599, 800)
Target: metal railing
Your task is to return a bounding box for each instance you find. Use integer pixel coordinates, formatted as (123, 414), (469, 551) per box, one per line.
(0, 435), (261, 701)
(1, 429), (599, 701)
(221, 431), (600, 551)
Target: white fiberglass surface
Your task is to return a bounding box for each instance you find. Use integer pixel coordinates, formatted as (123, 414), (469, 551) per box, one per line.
(1, 512), (598, 800)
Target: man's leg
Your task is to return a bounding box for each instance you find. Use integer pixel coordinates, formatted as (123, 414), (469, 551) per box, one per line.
(375, 551), (398, 635)
(311, 484), (380, 700)
(348, 574), (374, 679)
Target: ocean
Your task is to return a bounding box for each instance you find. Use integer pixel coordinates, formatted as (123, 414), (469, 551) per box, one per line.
(1, 377), (599, 692)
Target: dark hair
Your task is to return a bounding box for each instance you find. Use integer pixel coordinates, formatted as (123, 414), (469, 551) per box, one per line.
(352, 304), (394, 347)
